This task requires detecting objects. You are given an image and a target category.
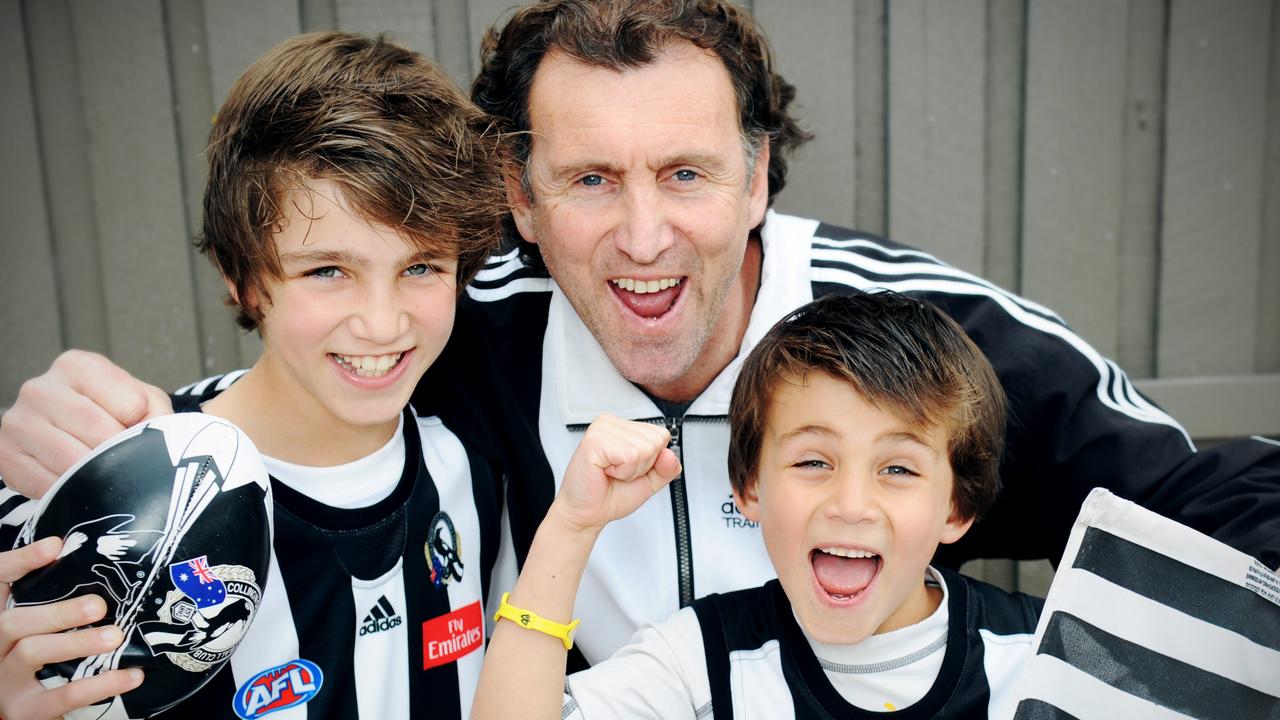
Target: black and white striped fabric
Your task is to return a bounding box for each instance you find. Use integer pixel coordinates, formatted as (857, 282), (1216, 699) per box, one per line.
(1010, 488), (1280, 719)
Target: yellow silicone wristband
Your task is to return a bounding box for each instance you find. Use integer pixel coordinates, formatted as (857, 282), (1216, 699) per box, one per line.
(493, 592), (581, 651)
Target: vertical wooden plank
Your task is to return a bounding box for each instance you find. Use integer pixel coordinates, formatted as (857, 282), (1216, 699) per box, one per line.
(300, 0), (336, 32)
(335, 0), (434, 55)
(854, 0), (887, 236)
(1159, 0), (1270, 377)
(983, 0), (1025, 292)
(888, 0), (986, 274)
(433, 0), (474, 91)
(203, 0), (301, 367)
(23, 0), (107, 355)
(1021, 0), (1128, 358)
(164, 0), (243, 377)
(1258, 0), (1280, 374)
(0, 0), (63, 408)
(68, 0), (202, 391)
(754, 0), (856, 228)
(1115, 0), (1166, 379)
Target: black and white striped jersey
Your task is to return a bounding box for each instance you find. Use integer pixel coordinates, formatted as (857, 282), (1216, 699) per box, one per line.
(562, 568), (1042, 719)
(0, 386), (501, 720)
(419, 210), (1280, 666)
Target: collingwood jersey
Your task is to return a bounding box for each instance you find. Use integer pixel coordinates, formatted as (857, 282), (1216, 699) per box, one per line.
(0, 380), (501, 720)
(563, 569), (1042, 719)
(419, 210), (1280, 667)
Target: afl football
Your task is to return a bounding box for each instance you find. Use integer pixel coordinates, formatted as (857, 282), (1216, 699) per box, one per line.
(8, 413), (272, 719)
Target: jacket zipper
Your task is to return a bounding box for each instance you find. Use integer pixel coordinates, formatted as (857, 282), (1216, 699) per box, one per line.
(661, 415), (695, 607)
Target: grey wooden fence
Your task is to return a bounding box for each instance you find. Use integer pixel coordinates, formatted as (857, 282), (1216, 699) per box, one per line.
(2, 0), (1278, 592)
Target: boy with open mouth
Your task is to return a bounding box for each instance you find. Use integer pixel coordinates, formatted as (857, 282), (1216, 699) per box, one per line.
(472, 291), (1043, 718)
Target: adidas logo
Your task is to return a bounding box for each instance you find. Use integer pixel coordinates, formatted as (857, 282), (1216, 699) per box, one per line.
(359, 596), (403, 636)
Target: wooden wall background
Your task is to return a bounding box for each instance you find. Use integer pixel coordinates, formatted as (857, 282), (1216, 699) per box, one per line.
(1, 0), (1278, 592)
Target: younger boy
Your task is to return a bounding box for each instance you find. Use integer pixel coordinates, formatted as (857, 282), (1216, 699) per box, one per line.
(471, 292), (1043, 719)
(0, 32), (506, 719)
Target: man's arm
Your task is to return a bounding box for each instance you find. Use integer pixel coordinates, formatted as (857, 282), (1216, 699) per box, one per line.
(0, 351), (172, 498)
(470, 415), (680, 720)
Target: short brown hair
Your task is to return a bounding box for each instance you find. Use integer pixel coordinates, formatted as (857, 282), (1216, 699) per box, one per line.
(728, 292), (1006, 522)
(200, 32), (505, 330)
(470, 0), (812, 269)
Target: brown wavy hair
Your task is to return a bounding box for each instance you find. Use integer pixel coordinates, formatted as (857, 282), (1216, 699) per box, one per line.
(728, 292), (1007, 522)
(200, 32), (505, 330)
(470, 0), (813, 270)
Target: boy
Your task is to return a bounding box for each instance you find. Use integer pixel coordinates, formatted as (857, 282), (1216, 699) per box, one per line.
(0, 32), (506, 719)
(471, 292), (1043, 718)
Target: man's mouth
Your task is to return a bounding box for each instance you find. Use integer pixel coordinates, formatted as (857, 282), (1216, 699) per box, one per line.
(811, 547), (880, 600)
(332, 351), (406, 378)
(609, 277), (684, 319)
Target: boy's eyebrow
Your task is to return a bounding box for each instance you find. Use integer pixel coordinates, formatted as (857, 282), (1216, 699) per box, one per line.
(878, 430), (940, 456)
(777, 425), (838, 443)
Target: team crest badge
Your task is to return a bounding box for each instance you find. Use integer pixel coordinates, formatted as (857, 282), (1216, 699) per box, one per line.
(426, 511), (463, 588)
(139, 555), (262, 672)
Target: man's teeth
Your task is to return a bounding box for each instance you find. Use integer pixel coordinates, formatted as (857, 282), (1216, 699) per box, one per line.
(610, 277), (681, 295)
(818, 547), (878, 559)
(335, 352), (404, 378)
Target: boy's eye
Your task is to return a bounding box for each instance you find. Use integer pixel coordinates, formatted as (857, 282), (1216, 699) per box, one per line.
(879, 465), (918, 477)
(793, 459), (831, 470)
(404, 263), (431, 277)
(307, 266), (343, 279)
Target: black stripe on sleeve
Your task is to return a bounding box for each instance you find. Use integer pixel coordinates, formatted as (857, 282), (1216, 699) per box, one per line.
(1013, 699), (1082, 720)
(691, 597), (734, 720)
(1072, 527), (1280, 651)
(1037, 612), (1279, 720)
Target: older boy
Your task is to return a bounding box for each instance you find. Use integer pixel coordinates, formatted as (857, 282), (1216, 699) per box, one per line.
(0, 32), (505, 719)
(472, 292), (1042, 719)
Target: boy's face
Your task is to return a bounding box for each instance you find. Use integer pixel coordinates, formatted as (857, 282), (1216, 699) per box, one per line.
(735, 372), (972, 645)
(246, 178), (458, 435)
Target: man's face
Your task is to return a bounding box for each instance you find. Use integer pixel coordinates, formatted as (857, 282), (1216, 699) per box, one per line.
(736, 372), (973, 644)
(512, 42), (770, 400)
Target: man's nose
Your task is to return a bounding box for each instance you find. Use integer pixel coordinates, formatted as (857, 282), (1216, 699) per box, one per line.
(613, 183), (676, 264)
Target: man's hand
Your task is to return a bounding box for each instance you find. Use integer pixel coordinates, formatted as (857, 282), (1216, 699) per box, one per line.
(0, 351), (171, 498)
(552, 414), (682, 533)
(0, 537), (143, 720)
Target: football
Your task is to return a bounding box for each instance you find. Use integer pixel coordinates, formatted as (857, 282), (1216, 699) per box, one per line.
(8, 413), (273, 719)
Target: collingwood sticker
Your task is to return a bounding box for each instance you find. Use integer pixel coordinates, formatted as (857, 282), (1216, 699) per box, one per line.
(426, 511), (464, 588)
(139, 555), (261, 672)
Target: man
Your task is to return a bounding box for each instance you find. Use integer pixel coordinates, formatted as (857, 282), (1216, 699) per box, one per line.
(2, 0), (1278, 671)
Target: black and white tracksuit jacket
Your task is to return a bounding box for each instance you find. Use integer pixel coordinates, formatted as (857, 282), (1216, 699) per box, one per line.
(417, 211), (1280, 666)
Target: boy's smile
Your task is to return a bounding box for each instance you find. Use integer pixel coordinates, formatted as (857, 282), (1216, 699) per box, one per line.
(736, 372), (973, 644)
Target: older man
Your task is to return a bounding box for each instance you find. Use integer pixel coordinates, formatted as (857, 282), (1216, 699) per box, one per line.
(3, 0), (1278, 670)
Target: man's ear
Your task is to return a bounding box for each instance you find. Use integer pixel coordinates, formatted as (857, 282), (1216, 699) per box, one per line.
(504, 166), (538, 245)
(938, 503), (975, 546)
(734, 482), (761, 523)
(747, 139), (771, 227)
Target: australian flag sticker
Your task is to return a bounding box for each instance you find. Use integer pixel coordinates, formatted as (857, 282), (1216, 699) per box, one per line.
(171, 555), (227, 608)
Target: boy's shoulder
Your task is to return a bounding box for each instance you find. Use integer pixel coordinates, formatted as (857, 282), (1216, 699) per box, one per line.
(938, 567), (1044, 638)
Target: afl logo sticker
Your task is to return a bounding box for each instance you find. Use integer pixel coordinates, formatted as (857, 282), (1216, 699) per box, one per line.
(232, 658), (323, 718)
(426, 511), (464, 588)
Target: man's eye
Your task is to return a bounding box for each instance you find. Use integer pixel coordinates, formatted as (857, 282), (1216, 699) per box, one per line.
(580, 174), (605, 187)
(673, 169), (698, 182)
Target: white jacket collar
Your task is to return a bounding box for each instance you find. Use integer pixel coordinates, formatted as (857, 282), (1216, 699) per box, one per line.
(550, 211), (819, 424)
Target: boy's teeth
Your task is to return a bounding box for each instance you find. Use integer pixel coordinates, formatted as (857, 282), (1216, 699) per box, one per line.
(819, 547), (877, 559)
(611, 277), (681, 294)
(336, 352), (404, 378)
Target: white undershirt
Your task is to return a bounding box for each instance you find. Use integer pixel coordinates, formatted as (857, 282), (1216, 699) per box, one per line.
(260, 413), (406, 509)
(802, 567), (950, 712)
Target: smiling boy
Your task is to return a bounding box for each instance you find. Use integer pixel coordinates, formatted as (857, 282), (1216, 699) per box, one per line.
(0, 32), (505, 719)
(471, 292), (1042, 719)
